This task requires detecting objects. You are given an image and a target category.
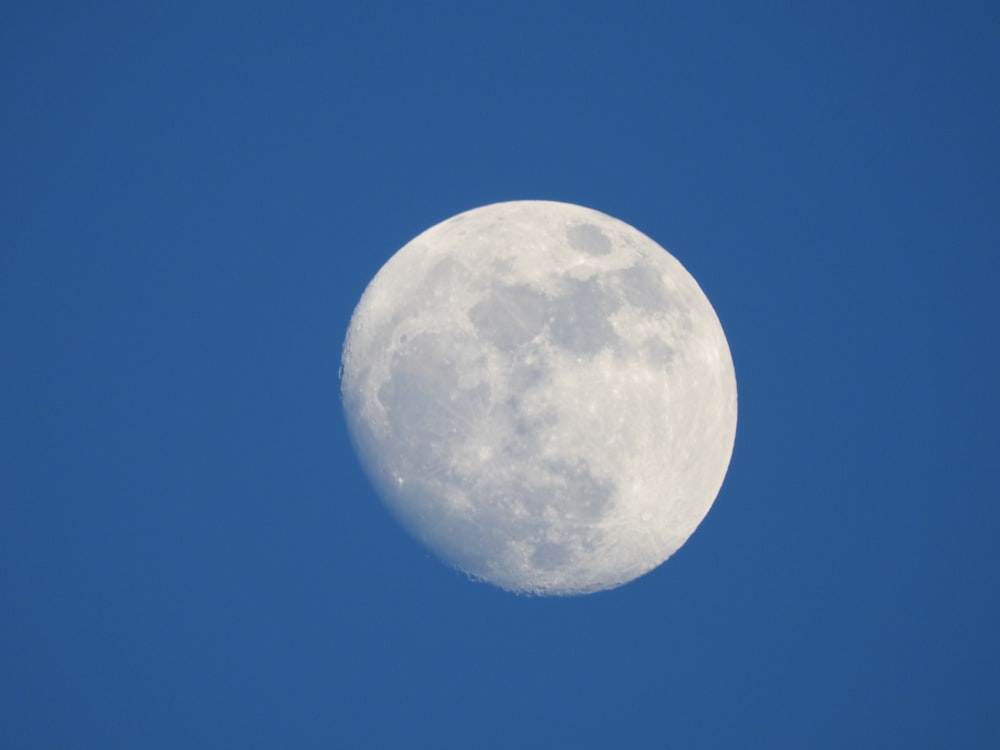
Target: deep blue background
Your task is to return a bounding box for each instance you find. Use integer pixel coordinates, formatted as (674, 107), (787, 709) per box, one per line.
(3, 3), (998, 747)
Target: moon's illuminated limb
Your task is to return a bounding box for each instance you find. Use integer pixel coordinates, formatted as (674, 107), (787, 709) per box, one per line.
(341, 201), (737, 595)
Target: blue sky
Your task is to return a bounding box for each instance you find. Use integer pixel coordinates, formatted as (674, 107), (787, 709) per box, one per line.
(2, 2), (998, 747)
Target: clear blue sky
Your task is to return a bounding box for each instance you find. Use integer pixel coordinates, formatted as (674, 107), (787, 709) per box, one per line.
(2, 2), (998, 748)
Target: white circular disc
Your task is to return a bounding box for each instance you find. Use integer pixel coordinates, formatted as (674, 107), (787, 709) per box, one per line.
(341, 201), (737, 595)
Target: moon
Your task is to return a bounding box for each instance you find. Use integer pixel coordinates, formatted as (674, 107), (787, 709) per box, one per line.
(341, 201), (736, 595)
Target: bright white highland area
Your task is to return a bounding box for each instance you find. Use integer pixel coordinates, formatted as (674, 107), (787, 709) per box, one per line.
(341, 201), (736, 595)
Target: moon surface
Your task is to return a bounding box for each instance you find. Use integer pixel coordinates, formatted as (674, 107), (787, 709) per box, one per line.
(341, 201), (737, 595)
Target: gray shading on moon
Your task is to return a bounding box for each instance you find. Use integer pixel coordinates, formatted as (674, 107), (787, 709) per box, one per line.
(341, 201), (737, 595)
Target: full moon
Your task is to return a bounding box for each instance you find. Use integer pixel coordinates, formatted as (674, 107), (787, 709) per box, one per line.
(341, 201), (737, 595)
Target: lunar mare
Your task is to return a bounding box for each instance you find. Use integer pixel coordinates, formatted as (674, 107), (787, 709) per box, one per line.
(341, 201), (736, 595)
